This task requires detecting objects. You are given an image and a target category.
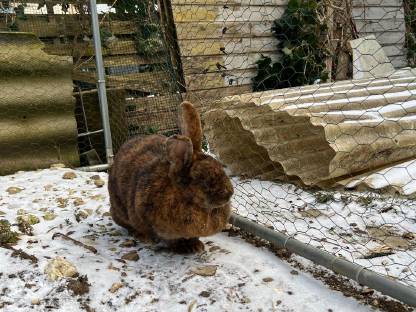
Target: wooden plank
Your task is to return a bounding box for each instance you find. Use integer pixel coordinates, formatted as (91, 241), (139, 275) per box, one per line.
(43, 40), (137, 56)
(126, 94), (182, 112)
(382, 44), (406, 57)
(183, 85), (252, 111)
(172, 0), (288, 5)
(73, 70), (175, 94)
(0, 16), (136, 37)
(352, 0), (403, 7)
(359, 31), (405, 45)
(76, 54), (166, 70)
(354, 19), (406, 33)
(178, 37), (278, 56)
(185, 68), (256, 90)
(126, 105), (179, 133)
(352, 7), (404, 20)
(172, 5), (285, 23)
(5, 0), (121, 4)
(182, 52), (278, 74)
(175, 21), (273, 40)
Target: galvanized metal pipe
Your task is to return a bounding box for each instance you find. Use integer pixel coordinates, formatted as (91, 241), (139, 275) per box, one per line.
(89, 0), (114, 165)
(229, 213), (416, 307)
(76, 164), (110, 172)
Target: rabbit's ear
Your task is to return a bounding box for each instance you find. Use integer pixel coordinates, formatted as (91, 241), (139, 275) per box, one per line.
(179, 101), (202, 152)
(166, 135), (193, 182)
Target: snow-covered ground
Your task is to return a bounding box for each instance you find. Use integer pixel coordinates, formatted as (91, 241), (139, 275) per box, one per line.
(0, 168), (380, 311)
(233, 178), (416, 288)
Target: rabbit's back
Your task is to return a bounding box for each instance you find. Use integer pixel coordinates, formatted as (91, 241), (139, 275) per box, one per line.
(108, 135), (170, 237)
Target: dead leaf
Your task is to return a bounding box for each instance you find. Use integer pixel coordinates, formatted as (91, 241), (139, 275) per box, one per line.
(63, 172), (77, 180)
(73, 198), (85, 206)
(6, 187), (22, 194)
(109, 282), (124, 293)
(363, 245), (394, 259)
(50, 163), (66, 169)
(94, 179), (105, 188)
(121, 251), (139, 261)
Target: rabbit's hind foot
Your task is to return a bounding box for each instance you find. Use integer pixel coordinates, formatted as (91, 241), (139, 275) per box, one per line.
(168, 238), (205, 254)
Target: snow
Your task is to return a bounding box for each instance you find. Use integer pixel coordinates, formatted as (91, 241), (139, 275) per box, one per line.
(0, 168), (376, 311)
(233, 177), (416, 288)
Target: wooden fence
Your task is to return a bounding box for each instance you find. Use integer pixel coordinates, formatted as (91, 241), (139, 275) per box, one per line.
(172, 0), (408, 108)
(0, 9), (181, 140)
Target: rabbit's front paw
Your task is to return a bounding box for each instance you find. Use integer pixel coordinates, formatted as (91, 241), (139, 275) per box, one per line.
(169, 238), (205, 254)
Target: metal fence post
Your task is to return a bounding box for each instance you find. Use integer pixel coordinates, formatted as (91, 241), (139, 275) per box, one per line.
(89, 0), (114, 165)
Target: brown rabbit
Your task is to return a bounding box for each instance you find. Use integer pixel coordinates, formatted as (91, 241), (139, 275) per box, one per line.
(108, 101), (234, 253)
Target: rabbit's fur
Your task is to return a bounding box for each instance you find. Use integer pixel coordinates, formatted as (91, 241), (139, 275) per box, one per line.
(108, 101), (234, 253)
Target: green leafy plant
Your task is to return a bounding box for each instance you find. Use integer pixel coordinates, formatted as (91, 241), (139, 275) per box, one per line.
(253, 0), (329, 91)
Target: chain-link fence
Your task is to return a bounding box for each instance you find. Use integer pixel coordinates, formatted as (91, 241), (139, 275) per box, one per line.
(2, 0), (416, 306)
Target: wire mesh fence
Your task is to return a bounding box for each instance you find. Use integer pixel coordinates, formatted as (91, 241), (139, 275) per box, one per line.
(2, 0), (416, 304)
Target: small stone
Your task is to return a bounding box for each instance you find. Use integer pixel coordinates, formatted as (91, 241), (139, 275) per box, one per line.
(199, 290), (211, 298)
(31, 298), (40, 305)
(44, 257), (78, 281)
(290, 270), (299, 275)
(6, 187), (22, 194)
(90, 175), (101, 181)
(94, 179), (105, 188)
(262, 277), (273, 283)
(43, 212), (57, 221)
(73, 198), (85, 206)
(109, 282), (124, 293)
(121, 251), (139, 261)
(50, 163), (66, 169)
(62, 172), (77, 180)
(190, 265), (217, 277)
(102, 212), (112, 217)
